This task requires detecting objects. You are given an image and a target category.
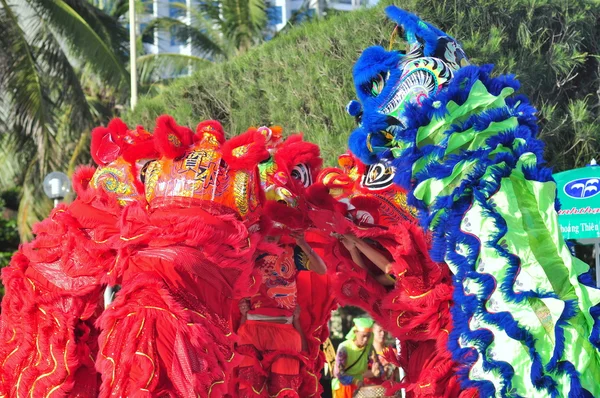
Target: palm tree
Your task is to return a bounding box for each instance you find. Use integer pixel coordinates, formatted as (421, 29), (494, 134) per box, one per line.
(0, 0), (129, 240)
(137, 0), (266, 86)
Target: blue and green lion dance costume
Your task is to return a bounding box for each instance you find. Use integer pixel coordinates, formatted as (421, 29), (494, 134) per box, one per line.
(347, 6), (600, 397)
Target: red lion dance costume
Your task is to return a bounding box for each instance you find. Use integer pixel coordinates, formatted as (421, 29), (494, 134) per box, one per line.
(0, 116), (274, 397)
(0, 117), (336, 398)
(230, 127), (336, 398)
(306, 153), (477, 398)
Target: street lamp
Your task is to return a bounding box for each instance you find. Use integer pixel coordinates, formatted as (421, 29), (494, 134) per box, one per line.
(42, 171), (71, 208)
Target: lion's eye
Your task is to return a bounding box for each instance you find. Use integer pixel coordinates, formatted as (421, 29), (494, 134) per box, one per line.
(371, 73), (385, 96)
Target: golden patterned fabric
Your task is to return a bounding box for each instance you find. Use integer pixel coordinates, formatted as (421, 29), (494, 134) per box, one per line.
(143, 133), (262, 224)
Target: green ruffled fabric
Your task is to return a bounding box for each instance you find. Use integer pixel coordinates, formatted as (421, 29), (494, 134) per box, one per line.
(397, 79), (600, 396)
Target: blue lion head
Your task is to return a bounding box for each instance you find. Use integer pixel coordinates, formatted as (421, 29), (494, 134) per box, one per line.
(348, 6), (468, 164)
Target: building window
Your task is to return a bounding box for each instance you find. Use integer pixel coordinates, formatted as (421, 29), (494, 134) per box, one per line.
(267, 6), (283, 26)
(169, 0), (185, 18)
(142, 0), (154, 14)
(170, 26), (187, 46)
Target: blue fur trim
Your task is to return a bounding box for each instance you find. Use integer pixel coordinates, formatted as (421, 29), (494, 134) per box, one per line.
(590, 305), (600, 349)
(444, 198), (502, 396)
(556, 361), (586, 398)
(352, 46), (402, 106)
(546, 300), (578, 371)
(349, 126), (382, 165)
(577, 270), (596, 288)
(384, 6), (458, 57)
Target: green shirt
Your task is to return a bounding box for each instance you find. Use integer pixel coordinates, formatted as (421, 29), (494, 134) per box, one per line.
(331, 339), (372, 391)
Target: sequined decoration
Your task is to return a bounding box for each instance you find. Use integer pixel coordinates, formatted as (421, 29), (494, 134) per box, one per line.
(234, 171), (250, 217)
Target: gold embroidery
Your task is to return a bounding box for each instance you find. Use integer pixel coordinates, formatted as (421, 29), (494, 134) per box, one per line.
(15, 365), (30, 397)
(231, 145), (249, 157)
(208, 380), (224, 397)
(44, 340), (71, 398)
(2, 346), (18, 367)
(120, 233), (145, 241)
(136, 317), (146, 339)
(409, 290), (432, 299)
(26, 278), (36, 292)
(396, 311), (406, 328)
(143, 306), (178, 319)
(7, 328), (16, 343)
(272, 388), (296, 397)
(34, 336), (42, 366)
(29, 344), (58, 397)
(107, 252), (119, 276)
(135, 351), (155, 388)
(100, 323), (116, 386)
(167, 134), (181, 147)
(183, 308), (206, 319)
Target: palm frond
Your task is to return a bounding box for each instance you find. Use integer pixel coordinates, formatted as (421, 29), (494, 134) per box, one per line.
(27, 0), (128, 87)
(0, 0), (54, 172)
(138, 52), (211, 85)
(66, 0), (128, 58)
(32, 23), (93, 135)
(67, 129), (91, 175)
(143, 16), (225, 57)
(0, 134), (33, 190)
(16, 157), (53, 241)
(220, 0), (266, 52)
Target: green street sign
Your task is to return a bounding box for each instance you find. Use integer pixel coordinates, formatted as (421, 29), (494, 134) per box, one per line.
(553, 165), (600, 240)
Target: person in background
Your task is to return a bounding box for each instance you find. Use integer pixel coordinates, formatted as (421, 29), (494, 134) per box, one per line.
(364, 323), (399, 387)
(332, 317), (376, 397)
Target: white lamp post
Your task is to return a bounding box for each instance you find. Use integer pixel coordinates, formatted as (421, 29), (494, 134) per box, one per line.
(42, 171), (71, 208)
(129, 0), (137, 109)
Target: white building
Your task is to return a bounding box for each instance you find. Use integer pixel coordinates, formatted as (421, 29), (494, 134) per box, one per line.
(266, 0), (377, 32)
(138, 0), (195, 59)
(137, 0), (377, 59)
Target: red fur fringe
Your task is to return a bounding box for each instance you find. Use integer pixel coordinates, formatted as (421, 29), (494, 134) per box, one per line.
(195, 120), (226, 144)
(273, 134), (322, 176)
(122, 139), (158, 164)
(90, 118), (129, 165)
(263, 200), (308, 232)
(72, 165), (97, 196)
(153, 115), (194, 159)
(221, 128), (269, 170)
(306, 183), (348, 214)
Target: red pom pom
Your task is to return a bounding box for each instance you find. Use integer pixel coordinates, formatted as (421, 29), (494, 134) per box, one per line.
(153, 115), (194, 159)
(274, 134), (322, 176)
(72, 165), (97, 195)
(90, 118), (129, 165)
(195, 120), (226, 144)
(221, 128), (269, 170)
